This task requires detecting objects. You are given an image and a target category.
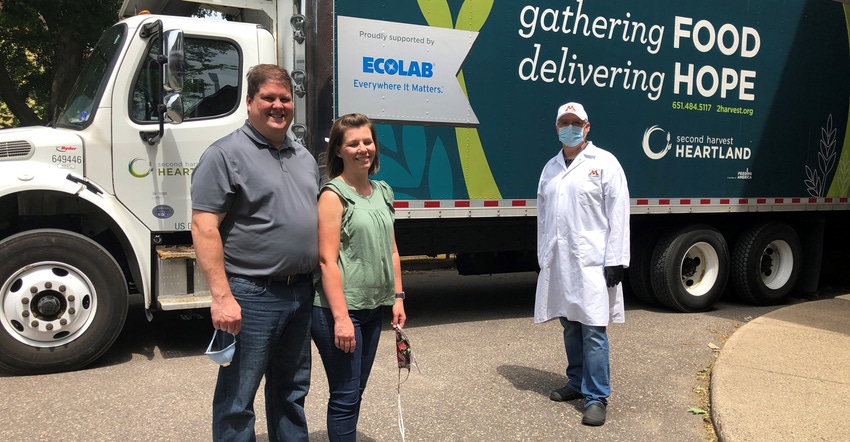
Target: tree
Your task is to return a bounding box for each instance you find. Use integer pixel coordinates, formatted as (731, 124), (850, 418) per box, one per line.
(0, 0), (121, 127)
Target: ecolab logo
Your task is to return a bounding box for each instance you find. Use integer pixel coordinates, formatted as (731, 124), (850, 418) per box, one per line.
(362, 57), (433, 78)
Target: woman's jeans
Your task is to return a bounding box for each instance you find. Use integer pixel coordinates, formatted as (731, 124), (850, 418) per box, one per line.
(212, 276), (313, 442)
(311, 306), (384, 442)
(560, 317), (610, 408)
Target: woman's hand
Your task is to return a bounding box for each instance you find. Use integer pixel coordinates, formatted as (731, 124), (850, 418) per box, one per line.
(392, 300), (406, 329)
(334, 316), (356, 353)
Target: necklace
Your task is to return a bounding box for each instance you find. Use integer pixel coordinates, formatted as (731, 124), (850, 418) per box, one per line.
(342, 176), (372, 197)
(354, 183), (373, 198)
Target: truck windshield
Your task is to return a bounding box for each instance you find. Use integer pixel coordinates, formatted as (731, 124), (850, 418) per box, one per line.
(55, 24), (127, 129)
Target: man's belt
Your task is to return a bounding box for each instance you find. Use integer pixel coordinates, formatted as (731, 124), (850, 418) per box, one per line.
(269, 272), (312, 285)
(229, 272), (312, 286)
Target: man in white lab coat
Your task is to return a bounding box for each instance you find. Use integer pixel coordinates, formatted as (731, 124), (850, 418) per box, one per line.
(535, 102), (630, 426)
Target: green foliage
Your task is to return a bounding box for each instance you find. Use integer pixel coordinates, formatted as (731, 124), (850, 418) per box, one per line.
(0, 0), (122, 126)
(0, 102), (16, 128)
(194, 6), (220, 18)
(0, 2), (51, 124)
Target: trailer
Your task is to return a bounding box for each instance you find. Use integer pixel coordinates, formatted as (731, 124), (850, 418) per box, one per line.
(0, 0), (848, 374)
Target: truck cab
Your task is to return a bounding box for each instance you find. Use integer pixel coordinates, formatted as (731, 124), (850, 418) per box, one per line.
(0, 13), (276, 374)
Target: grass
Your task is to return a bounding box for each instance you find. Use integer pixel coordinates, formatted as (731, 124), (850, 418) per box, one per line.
(693, 326), (735, 442)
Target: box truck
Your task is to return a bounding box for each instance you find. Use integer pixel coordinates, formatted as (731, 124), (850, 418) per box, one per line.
(0, 0), (848, 374)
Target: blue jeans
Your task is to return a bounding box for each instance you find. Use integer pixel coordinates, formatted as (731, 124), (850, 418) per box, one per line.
(311, 306), (384, 442)
(212, 276), (313, 442)
(560, 318), (610, 408)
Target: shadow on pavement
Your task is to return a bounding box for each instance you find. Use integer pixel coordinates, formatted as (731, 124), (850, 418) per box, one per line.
(497, 364), (565, 397)
(90, 294), (213, 370)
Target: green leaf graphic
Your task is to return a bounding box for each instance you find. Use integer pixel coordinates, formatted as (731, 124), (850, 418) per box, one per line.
(456, 0), (494, 32)
(417, 0), (500, 199)
(826, 4), (850, 197)
(428, 136), (454, 198)
(417, 0), (453, 28)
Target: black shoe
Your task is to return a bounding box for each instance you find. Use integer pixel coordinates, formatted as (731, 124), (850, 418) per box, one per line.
(549, 385), (583, 402)
(582, 402), (606, 426)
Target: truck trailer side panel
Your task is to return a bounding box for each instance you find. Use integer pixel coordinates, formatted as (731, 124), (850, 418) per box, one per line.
(334, 1), (850, 203)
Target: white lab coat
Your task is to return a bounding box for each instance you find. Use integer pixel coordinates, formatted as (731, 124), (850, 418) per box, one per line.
(534, 141), (630, 326)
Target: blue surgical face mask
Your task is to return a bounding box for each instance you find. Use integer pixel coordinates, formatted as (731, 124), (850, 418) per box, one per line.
(206, 330), (237, 366)
(558, 125), (585, 147)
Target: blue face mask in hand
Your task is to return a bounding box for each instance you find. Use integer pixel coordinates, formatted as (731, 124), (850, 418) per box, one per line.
(205, 329), (237, 367)
(558, 126), (584, 147)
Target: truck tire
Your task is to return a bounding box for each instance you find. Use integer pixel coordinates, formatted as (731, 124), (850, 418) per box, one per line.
(731, 221), (802, 305)
(627, 234), (662, 307)
(0, 229), (128, 375)
(650, 225), (729, 312)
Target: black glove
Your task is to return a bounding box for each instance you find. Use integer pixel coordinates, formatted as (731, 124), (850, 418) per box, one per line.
(604, 265), (624, 287)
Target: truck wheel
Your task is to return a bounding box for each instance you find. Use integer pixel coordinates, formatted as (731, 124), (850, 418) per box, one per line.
(0, 229), (128, 374)
(731, 221), (802, 305)
(650, 225), (729, 312)
(627, 234), (661, 307)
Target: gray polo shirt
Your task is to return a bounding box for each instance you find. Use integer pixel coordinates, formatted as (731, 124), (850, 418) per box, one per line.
(191, 121), (319, 277)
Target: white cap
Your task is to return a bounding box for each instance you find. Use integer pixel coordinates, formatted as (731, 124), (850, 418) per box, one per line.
(555, 102), (588, 124)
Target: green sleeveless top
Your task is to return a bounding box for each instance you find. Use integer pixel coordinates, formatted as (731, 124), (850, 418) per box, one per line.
(314, 177), (396, 310)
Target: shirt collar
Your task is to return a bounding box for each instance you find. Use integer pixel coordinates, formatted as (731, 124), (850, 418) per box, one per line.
(241, 121), (295, 152)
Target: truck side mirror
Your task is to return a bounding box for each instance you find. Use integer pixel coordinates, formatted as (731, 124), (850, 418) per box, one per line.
(141, 23), (185, 145)
(164, 93), (184, 124)
(162, 29), (184, 92)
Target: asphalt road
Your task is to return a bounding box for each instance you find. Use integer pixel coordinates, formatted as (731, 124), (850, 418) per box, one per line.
(0, 268), (826, 442)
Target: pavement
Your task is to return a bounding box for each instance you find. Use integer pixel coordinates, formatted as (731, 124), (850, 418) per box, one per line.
(711, 293), (850, 442)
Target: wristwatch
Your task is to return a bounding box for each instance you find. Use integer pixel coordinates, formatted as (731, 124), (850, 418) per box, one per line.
(395, 291), (406, 299)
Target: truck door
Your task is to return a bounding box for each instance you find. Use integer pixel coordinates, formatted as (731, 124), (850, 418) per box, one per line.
(111, 22), (248, 232)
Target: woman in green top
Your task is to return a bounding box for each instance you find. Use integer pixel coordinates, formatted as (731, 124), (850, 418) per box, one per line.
(312, 113), (407, 441)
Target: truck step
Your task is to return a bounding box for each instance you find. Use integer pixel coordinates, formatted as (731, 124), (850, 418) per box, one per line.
(155, 246), (211, 310)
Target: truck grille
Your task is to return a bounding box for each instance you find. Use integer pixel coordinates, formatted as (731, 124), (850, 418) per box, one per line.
(0, 140), (34, 159)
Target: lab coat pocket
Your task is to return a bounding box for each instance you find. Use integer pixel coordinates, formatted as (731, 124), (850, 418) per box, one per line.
(577, 230), (606, 267)
(578, 173), (603, 206)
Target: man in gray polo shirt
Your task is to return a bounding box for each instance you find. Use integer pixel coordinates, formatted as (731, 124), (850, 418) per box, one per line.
(191, 64), (319, 442)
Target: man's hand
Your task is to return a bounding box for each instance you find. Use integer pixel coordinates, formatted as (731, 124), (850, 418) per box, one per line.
(211, 295), (242, 335)
(604, 265), (624, 287)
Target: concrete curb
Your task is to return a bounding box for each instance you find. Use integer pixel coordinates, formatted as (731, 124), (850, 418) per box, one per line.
(711, 294), (850, 442)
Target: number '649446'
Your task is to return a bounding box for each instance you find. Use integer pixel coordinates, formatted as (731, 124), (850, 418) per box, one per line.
(52, 155), (82, 163)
